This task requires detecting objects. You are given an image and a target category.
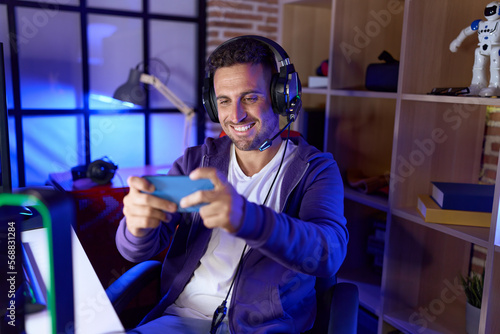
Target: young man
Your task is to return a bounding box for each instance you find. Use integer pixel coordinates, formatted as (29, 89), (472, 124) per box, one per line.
(116, 36), (348, 333)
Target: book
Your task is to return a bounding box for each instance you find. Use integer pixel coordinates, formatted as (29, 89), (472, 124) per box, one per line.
(431, 181), (494, 213)
(417, 194), (491, 227)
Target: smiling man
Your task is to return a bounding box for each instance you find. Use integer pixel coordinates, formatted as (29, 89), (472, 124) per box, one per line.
(116, 35), (348, 334)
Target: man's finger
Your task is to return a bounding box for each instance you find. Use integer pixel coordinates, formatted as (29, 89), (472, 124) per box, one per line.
(127, 175), (155, 192)
(189, 167), (225, 188)
(178, 188), (215, 210)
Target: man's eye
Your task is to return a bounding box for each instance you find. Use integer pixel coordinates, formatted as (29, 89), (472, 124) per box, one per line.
(218, 99), (229, 106)
(244, 96), (258, 103)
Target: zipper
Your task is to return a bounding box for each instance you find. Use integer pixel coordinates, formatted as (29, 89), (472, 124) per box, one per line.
(280, 162), (310, 212)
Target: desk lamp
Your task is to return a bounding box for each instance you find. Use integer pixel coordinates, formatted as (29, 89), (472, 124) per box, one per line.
(113, 61), (195, 150)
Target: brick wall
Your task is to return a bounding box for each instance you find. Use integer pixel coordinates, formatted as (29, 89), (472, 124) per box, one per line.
(206, 0), (278, 54)
(204, 0), (279, 138)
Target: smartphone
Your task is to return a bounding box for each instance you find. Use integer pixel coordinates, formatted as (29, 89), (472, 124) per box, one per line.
(143, 175), (214, 212)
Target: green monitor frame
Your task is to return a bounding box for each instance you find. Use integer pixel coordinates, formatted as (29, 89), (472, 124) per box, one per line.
(0, 188), (75, 334)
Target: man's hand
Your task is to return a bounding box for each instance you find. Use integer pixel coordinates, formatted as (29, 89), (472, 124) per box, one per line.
(123, 176), (178, 237)
(179, 167), (245, 233)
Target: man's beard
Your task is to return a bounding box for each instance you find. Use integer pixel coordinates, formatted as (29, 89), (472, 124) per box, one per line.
(225, 119), (279, 152)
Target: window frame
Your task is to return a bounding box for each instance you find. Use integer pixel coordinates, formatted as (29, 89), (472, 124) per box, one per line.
(1, 0), (206, 187)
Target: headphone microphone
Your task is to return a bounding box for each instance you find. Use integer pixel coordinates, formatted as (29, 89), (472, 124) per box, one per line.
(259, 114), (295, 152)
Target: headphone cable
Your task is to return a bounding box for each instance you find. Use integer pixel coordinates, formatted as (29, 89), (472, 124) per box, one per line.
(210, 129), (291, 333)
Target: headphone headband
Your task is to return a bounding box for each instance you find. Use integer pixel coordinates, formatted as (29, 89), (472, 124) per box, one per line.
(202, 35), (302, 123)
(220, 35), (291, 65)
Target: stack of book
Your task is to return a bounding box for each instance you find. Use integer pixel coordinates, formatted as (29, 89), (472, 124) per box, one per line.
(417, 181), (494, 227)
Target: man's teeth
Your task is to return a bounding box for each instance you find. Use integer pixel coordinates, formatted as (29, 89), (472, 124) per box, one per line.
(234, 124), (252, 132)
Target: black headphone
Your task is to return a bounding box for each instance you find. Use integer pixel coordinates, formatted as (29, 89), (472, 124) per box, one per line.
(202, 35), (302, 124)
(71, 157), (118, 185)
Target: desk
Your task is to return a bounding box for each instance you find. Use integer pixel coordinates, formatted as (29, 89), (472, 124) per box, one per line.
(48, 165), (171, 193)
(22, 227), (124, 334)
(48, 165), (170, 288)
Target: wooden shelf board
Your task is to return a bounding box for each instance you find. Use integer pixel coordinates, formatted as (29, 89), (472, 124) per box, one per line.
(302, 87), (328, 95)
(330, 89), (397, 100)
(383, 309), (461, 334)
(401, 93), (500, 106)
(392, 206), (491, 247)
(343, 186), (389, 212)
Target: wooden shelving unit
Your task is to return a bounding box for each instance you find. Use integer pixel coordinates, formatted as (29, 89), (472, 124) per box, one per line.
(279, 1), (500, 333)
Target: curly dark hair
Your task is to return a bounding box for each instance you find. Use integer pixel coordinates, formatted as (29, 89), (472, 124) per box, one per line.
(206, 36), (278, 75)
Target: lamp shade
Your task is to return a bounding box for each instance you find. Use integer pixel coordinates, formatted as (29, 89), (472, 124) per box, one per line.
(113, 68), (147, 106)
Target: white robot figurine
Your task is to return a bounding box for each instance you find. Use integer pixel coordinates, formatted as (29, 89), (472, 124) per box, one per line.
(450, 1), (500, 97)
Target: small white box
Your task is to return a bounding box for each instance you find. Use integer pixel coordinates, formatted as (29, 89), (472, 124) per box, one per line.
(308, 76), (328, 88)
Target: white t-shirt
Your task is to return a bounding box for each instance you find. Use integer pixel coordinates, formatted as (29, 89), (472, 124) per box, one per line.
(165, 139), (297, 320)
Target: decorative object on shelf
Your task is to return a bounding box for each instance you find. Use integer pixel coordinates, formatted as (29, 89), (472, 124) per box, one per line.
(316, 59), (329, 76)
(308, 76), (328, 88)
(417, 194), (491, 227)
(449, 1), (500, 97)
(346, 169), (389, 195)
(308, 59), (329, 88)
(461, 271), (484, 334)
(430, 181), (495, 212)
(428, 87), (470, 96)
(365, 50), (399, 92)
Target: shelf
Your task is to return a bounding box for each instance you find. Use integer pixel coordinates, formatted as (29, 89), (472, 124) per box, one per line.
(281, 1), (500, 333)
(392, 206), (491, 247)
(337, 267), (382, 316)
(302, 87), (329, 95)
(401, 93), (500, 106)
(383, 308), (464, 334)
(344, 186), (389, 212)
(331, 89), (397, 100)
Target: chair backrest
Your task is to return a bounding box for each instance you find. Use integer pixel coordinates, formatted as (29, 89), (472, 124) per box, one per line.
(302, 275), (337, 334)
(303, 276), (359, 334)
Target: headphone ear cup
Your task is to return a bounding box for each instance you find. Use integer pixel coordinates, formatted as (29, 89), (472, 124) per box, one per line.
(87, 159), (117, 185)
(270, 73), (288, 117)
(70, 165), (88, 181)
(202, 76), (219, 123)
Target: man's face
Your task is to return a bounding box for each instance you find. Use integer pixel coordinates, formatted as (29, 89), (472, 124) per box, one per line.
(213, 63), (279, 152)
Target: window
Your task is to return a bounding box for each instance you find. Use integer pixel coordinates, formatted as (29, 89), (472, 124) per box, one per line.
(0, 0), (206, 187)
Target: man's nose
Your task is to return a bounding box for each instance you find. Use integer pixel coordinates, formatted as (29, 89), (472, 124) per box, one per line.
(229, 102), (247, 123)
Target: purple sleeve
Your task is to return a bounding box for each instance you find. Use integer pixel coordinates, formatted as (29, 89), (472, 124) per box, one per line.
(115, 217), (176, 263)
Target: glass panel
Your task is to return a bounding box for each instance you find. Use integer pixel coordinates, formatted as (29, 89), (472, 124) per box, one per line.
(16, 8), (82, 109)
(22, 0), (80, 6)
(88, 14), (143, 110)
(149, 0), (198, 17)
(23, 116), (84, 186)
(87, 0), (142, 12)
(150, 113), (196, 166)
(90, 114), (145, 168)
(149, 20), (197, 110)
(0, 5), (14, 109)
